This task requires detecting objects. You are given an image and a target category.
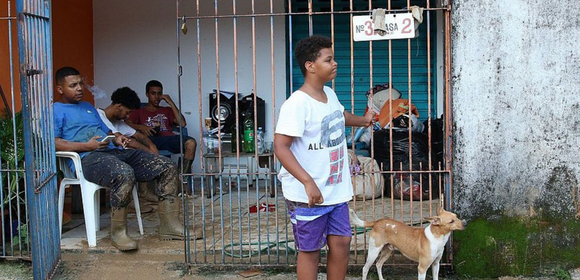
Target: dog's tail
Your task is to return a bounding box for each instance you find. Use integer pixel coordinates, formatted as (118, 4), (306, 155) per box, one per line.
(349, 208), (376, 228)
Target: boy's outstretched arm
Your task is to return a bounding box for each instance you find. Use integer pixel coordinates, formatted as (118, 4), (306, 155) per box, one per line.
(344, 110), (375, 127)
(274, 133), (324, 207)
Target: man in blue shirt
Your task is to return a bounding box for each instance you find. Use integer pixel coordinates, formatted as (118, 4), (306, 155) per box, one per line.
(54, 67), (190, 251)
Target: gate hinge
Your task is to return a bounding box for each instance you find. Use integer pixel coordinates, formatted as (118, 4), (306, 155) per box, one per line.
(26, 68), (43, 76)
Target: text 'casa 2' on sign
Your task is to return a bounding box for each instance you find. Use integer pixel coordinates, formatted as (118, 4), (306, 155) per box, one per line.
(353, 13), (415, 41)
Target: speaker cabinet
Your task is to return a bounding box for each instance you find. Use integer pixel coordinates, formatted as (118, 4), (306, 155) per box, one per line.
(209, 92), (265, 133)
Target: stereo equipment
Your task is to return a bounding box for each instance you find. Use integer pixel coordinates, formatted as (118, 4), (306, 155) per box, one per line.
(209, 92), (265, 133)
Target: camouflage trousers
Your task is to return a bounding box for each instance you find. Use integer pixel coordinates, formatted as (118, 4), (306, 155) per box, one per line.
(81, 149), (179, 207)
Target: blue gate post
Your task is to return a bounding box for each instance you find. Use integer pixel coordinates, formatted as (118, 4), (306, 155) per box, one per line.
(16, 0), (60, 279)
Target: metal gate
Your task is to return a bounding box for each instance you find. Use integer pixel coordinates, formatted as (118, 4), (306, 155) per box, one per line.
(178, 0), (453, 269)
(16, 0), (60, 279)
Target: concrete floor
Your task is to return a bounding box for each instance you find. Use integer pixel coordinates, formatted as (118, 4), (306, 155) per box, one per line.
(60, 182), (442, 260)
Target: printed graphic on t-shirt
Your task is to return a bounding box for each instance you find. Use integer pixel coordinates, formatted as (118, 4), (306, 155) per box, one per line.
(327, 145), (345, 186)
(307, 110), (345, 151)
(145, 114), (169, 132)
(307, 109), (345, 187)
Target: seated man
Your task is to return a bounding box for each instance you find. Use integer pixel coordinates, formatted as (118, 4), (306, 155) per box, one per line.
(127, 80), (197, 174)
(97, 86), (163, 205)
(97, 86), (159, 155)
(54, 67), (190, 252)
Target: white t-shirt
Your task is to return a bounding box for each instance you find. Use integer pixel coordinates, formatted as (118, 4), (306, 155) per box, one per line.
(275, 86), (353, 205)
(97, 108), (136, 137)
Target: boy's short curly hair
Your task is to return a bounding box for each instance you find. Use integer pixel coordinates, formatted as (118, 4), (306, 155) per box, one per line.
(111, 87), (141, 110)
(295, 35), (333, 76)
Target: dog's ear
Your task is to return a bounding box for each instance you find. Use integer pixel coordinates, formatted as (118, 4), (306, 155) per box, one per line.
(426, 216), (441, 225)
(436, 206), (444, 215)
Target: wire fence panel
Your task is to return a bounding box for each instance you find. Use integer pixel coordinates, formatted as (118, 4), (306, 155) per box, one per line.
(177, 0), (453, 269)
(1, 0), (30, 262)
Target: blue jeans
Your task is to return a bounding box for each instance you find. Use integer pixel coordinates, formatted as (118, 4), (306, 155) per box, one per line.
(150, 135), (195, 155)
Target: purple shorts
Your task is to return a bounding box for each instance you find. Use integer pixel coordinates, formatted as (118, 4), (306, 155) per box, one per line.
(285, 200), (351, 252)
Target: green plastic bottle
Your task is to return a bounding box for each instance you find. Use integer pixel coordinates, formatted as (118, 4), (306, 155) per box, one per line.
(243, 111), (255, 153)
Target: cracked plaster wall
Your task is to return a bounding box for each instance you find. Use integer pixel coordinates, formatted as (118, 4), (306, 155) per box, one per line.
(451, 0), (580, 219)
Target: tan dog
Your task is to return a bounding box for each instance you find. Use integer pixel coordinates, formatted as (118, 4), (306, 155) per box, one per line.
(349, 207), (467, 280)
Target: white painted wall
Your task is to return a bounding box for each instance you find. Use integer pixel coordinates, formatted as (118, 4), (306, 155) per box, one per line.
(93, 0), (287, 172)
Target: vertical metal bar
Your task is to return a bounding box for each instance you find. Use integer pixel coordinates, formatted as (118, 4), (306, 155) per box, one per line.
(210, 0), (220, 264)
(175, 1), (193, 265)
(404, 0), (415, 225)
(348, 0), (357, 263)
(282, 0), (293, 257)
(386, 0), (396, 221)
(268, 0), (277, 264)
(250, 0), (259, 264)
(444, 0), (455, 265)
(288, 0), (294, 95)
(330, 0), (335, 90)
(194, 0), (203, 264)
(444, 0), (453, 211)
(307, 0), (312, 35)
(230, 0), (239, 265)
(367, 0), (374, 219)
(348, 0), (354, 145)
(425, 0), (433, 218)
(3, 0), (14, 258)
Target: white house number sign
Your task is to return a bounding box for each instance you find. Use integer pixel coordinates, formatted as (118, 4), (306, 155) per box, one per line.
(352, 13), (415, 41)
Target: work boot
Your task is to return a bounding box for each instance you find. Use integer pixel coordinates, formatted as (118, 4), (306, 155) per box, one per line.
(158, 198), (186, 240)
(128, 199), (154, 214)
(110, 207), (138, 251)
(138, 181), (159, 203)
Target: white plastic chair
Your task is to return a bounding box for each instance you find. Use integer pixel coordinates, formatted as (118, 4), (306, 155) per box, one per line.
(56, 151), (143, 247)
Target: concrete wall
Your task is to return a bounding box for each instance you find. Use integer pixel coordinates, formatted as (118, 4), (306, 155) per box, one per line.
(93, 0), (286, 172)
(452, 0), (580, 219)
(451, 0), (580, 275)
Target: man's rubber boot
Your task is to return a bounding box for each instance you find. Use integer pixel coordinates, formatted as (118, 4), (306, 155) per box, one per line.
(138, 181), (159, 203)
(110, 207), (138, 251)
(158, 198), (186, 240)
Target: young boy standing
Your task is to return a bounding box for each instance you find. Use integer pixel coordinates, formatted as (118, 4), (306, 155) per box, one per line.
(274, 35), (374, 279)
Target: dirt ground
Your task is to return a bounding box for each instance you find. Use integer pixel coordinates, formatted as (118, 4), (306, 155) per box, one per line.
(54, 256), (580, 280)
(1, 256), (579, 280)
(3, 188), (579, 279)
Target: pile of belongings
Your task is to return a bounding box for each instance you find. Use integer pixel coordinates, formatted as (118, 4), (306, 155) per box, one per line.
(363, 83), (439, 200)
(365, 83), (423, 132)
(348, 150), (384, 200)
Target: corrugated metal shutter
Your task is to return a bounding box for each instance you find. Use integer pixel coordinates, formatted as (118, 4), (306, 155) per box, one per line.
(289, 0), (436, 120)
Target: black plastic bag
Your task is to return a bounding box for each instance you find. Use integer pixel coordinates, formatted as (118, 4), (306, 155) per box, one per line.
(372, 129), (438, 200)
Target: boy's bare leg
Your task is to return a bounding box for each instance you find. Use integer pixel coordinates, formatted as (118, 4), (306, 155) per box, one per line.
(326, 235), (351, 280)
(297, 250), (320, 280)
